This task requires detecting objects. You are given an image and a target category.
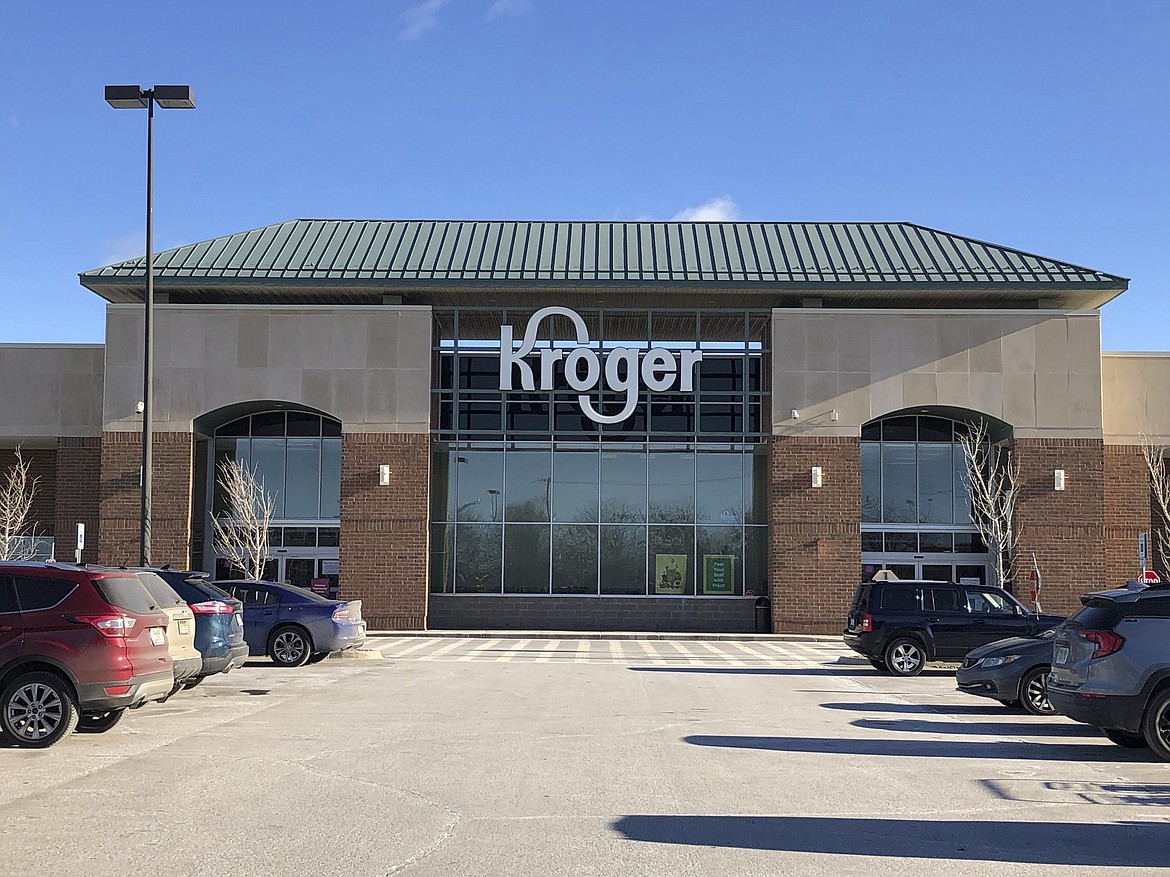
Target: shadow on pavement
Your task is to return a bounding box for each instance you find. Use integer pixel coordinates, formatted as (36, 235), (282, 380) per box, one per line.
(609, 815), (1166, 866)
(821, 701), (1007, 716)
(851, 717), (1102, 738)
(982, 778), (1170, 807)
(683, 734), (1161, 763)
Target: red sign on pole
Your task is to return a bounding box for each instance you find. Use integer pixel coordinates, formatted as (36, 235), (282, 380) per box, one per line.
(1141, 570), (1161, 585)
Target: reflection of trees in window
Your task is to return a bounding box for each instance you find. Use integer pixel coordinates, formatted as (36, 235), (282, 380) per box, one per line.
(455, 523), (502, 592)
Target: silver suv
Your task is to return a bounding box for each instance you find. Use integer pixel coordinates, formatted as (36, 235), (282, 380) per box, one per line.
(1048, 583), (1170, 760)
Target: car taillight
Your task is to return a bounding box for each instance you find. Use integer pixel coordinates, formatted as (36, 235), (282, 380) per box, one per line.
(861, 612), (873, 633)
(189, 600), (234, 615)
(71, 614), (136, 638)
(1079, 629), (1125, 658)
(332, 602), (360, 622)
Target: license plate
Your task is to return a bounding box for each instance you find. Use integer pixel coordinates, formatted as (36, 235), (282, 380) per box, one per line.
(150, 627), (165, 646)
(178, 621), (190, 635)
(1055, 643), (1070, 664)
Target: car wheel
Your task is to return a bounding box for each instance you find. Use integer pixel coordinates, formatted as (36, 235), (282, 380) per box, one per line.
(76, 709), (126, 734)
(1141, 688), (1170, 761)
(1020, 666), (1056, 716)
(269, 626), (312, 667)
(306, 652), (331, 665)
(1, 671), (78, 748)
(884, 638), (926, 677)
(1102, 727), (1149, 748)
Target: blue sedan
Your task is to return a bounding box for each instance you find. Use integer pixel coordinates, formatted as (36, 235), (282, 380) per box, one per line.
(212, 580), (367, 667)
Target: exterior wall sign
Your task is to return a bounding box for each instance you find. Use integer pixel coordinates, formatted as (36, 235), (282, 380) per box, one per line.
(499, 306), (703, 424)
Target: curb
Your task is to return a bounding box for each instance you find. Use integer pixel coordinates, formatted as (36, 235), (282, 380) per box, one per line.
(363, 630), (840, 643)
(327, 648), (384, 661)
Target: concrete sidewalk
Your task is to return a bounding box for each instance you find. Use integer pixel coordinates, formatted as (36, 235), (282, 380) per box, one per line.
(364, 629), (840, 642)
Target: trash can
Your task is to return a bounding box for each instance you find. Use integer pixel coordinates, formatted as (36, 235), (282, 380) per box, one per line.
(754, 596), (772, 634)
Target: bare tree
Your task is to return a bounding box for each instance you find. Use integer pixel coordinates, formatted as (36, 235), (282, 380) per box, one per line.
(0, 446), (43, 561)
(1139, 432), (1170, 572)
(211, 458), (276, 581)
(958, 421), (1022, 590)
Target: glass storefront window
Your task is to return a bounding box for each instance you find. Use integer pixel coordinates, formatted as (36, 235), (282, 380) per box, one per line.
(505, 446), (551, 522)
(917, 443), (954, 525)
(250, 438), (287, 518)
(649, 526), (695, 596)
(553, 450), (599, 523)
(601, 449), (647, 523)
(649, 452), (695, 524)
(881, 444), (916, 524)
(552, 525), (598, 594)
(456, 450), (503, 522)
(285, 439), (322, 519)
(455, 523), (502, 592)
(696, 453), (743, 525)
(600, 526), (647, 595)
(433, 307), (770, 598)
(504, 524), (551, 593)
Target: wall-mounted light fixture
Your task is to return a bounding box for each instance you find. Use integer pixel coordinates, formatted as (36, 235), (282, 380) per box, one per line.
(790, 409), (800, 420)
(379, 464), (391, 486)
(811, 466), (823, 488)
(830, 409), (839, 422)
(1054, 469), (1066, 491)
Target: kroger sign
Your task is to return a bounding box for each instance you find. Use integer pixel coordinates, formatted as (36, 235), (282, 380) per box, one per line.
(499, 307), (703, 425)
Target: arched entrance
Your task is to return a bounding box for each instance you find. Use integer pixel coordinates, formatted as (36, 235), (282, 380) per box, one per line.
(860, 408), (1010, 585)
(193, 402), (342, 595)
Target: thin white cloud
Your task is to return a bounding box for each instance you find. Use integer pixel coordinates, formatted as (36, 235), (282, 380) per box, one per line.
(103, 231), (145, 265)
(399, 0), (447, 40)
(485, 0), (533, 20)
(8, 116), (17, 129)
(671, 195), (741, 222)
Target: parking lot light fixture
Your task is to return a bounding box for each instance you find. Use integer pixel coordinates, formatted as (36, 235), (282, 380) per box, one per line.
(104, 84), (196, 566)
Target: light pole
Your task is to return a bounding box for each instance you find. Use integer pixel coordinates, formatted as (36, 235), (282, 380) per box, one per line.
(104, 85), (196, 566)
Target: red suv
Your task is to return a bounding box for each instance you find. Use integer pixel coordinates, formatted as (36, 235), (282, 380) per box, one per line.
(0, 562), (174, 748)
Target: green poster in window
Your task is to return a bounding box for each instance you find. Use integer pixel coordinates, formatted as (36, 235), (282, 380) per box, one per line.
(703, 555), (735, 595)
(654, 554), (686, 595)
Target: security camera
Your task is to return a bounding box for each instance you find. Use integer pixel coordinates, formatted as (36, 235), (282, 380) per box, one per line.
(135, 401), (145, 414)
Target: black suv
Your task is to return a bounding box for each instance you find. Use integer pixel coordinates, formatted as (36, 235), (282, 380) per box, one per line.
(843, 579), (1065, 676)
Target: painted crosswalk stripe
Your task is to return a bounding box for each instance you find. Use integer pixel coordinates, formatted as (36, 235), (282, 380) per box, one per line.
(378, 638), (441, 658)
(637, 639), (668, 665)
(457, 638), (503, 661)
(692, 639), (749, 665)
(535, 639), (562, 663)
(727, 641), (780, 662)
(495, 638), (532, 662)
(418, 638), (472, 661)
(663, 639), (704, 665)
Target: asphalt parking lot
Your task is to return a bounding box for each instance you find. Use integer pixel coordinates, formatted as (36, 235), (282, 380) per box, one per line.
(2, 637), (1167, 876)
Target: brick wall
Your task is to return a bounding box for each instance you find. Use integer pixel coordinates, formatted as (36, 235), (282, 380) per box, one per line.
(1013, 438), (1105, 615)
(339, 433), (430, 629)
(1103, 445), (1153, 586)
(769, 435), (861, 634)
(99, 431), (193, 568)
(55, 437), (100, 562)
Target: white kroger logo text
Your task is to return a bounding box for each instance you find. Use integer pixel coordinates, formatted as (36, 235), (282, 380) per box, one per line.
(499, 307), (703, 425)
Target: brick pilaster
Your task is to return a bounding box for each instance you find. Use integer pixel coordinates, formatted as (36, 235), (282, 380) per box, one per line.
(55, 437), (101, 562)
(1103, 445), (1154, 586)
(1013, 438), (1105, 615)
(99, 431), (193, 568)
(339, 433), (429, 629)
(769, 435), (861, 634)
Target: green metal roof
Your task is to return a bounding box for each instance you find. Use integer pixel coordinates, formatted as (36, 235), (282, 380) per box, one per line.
(79, 219), (1128, 303)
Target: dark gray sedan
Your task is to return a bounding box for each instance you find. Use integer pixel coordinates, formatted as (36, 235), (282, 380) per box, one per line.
(956, 629), (1057, 715)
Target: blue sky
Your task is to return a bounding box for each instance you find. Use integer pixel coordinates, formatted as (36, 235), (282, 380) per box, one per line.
(1, 1), (1166, 348)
